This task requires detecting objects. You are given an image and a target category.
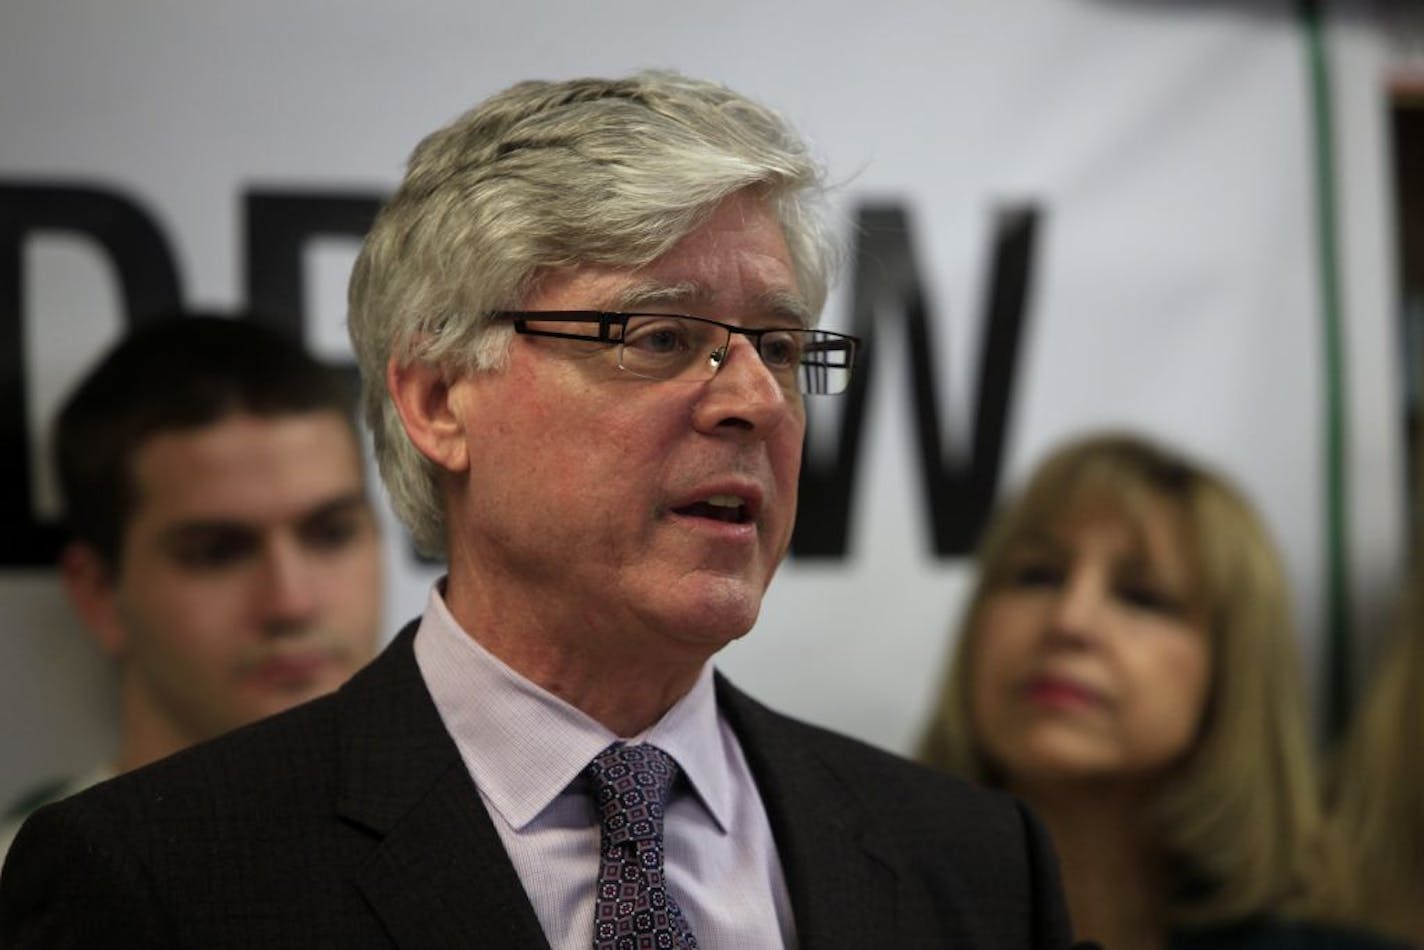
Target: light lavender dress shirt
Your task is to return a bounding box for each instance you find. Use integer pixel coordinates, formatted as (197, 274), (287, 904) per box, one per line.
(413, 584), (796, 949)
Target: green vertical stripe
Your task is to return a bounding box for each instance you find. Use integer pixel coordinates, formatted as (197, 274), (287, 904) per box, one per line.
(1300, 0), (1353, 740)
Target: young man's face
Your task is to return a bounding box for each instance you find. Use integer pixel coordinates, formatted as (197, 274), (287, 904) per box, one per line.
(88, 410), (383, 751)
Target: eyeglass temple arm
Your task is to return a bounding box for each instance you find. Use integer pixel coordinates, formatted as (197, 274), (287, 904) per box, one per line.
(493, 312), (628, 343)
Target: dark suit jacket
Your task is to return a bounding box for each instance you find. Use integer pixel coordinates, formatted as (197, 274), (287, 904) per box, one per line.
(0, 626), (1071, 948)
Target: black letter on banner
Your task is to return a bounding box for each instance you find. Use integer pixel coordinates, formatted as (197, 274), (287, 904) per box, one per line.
(0, 182), (183, 567)
(245, 191), (384, 342)
(790, 203), (1038, 559)
(243, 189), (453, 564)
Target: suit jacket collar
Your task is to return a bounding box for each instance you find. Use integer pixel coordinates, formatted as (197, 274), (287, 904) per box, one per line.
(337, 623), (551, 949)
(715, 675), (903, 950)
(332, 626), (901, 949)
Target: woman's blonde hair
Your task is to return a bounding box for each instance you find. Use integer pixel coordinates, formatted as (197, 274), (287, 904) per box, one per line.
(917, 432), (1323, 925)
(1321, 569), (1424, 944)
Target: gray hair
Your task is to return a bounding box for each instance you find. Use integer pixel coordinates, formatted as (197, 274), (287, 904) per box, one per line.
(348, 70), (837, 558)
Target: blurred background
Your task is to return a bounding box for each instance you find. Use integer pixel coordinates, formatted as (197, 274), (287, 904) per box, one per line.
(0, 0), (1417, 807)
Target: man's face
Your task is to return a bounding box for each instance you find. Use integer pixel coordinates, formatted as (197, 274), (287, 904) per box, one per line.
(446, 191), (807, 664)
(98, 410), (382, 746)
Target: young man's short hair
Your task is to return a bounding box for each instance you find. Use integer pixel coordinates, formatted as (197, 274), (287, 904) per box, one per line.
(54, 314), (358, 567)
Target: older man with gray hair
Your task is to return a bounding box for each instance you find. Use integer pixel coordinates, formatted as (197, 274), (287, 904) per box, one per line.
(2, 71), (1070, 949)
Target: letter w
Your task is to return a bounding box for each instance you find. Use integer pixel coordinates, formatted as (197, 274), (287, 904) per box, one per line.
(791, 203), (1039, 558)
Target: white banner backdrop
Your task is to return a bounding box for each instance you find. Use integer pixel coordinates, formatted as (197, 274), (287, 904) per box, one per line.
(0, 0), (1400, 806)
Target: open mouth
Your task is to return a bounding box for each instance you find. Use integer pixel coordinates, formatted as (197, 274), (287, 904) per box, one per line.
(673, 493), (752, 525)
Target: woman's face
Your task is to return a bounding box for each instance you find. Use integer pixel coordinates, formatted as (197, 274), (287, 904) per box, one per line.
(968, 500), (1213, 793)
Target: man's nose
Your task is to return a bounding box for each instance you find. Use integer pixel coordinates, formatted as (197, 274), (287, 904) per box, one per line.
(692, 335), (796, 437)
(257, 538), (319, 633)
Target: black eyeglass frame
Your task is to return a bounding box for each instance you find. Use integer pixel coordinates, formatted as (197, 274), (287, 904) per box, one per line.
(488, 310), (861, 394)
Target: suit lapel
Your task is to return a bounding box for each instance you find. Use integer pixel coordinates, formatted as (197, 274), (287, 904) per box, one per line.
(329, 634), (907, 948)
(337, 626), (551, 950)
(717, 677), (901, 950)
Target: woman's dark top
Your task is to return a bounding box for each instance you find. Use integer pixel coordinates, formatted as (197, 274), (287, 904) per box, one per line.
(1169, 919), (1413, 950)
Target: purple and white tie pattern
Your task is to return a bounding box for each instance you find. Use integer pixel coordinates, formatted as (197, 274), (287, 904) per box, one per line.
(586, 743), (698, 950)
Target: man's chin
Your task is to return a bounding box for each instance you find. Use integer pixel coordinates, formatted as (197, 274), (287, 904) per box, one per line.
(652, 578), (764, 651)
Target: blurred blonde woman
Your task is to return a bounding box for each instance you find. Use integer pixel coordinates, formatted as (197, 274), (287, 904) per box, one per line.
(918, 433), (1402, 950)
(1323, 568), (1424, 946)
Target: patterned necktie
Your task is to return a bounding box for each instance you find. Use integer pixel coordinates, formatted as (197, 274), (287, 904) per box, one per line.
(586, 743), (699, 950)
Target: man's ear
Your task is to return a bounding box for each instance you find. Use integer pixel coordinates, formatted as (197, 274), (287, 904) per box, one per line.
(387, 357), (471, 474)
(58, 542), (128, 658)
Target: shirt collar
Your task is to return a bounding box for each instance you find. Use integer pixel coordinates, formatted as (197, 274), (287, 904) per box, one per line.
(413, 582), (733, 833)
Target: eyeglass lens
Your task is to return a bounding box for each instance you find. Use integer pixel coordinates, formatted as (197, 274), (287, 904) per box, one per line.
(617, 315), (852, 395)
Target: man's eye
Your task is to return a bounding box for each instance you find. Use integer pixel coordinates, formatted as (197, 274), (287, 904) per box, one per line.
(624, 322), (691, 355)
(171, 534), (254, 570)
(301, 513), (367, 551)
(760, 332), (804, 368)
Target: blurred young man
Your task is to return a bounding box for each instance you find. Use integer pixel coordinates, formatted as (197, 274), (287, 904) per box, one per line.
(0, 316), (383, 858)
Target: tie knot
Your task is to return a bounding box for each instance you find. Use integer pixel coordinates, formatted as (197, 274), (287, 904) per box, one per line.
(586, 743), (679, 845)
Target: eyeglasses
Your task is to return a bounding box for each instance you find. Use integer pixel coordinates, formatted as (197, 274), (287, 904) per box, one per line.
(489, 311), (860, 396)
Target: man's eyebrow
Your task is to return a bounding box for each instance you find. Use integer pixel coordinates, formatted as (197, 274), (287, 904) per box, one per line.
(760, 289), (813, 328)
(155, 493), (372, 541)
(608, 282), (813, 328)
(608, 281), (703, 312)
(298, 492), (373, 521)
(155, 522), (258, 551)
